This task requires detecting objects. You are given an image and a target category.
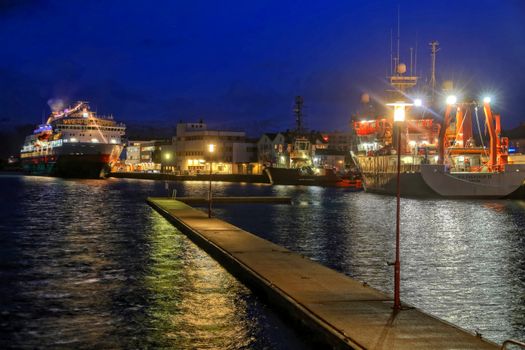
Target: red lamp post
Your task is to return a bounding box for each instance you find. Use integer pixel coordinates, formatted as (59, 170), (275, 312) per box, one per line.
(386, 101), (412, 310)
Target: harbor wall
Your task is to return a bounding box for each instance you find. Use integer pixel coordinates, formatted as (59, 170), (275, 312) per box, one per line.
(109, 171), (270, 184)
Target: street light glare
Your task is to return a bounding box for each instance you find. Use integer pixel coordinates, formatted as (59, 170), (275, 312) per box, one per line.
(414, 98), (423, 107)
(393, 105), (406, 122)
(446, 95), (457, 105)
(483, 96), (491, 103)
(208, 144), (215, 153)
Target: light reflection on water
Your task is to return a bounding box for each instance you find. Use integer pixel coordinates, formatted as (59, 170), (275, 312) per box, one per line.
(206, 182), (525, 345)
(0, 176), (310, 349)
(1, 176), (524, 346)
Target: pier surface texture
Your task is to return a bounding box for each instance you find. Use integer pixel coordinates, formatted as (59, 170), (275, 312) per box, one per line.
(147, 197), (498, 350)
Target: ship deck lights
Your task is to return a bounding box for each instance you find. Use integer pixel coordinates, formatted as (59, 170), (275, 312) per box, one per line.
(386, 101), (413, 122)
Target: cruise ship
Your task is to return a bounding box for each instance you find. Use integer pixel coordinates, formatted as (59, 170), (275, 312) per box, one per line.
(351, 42), (525, 198)
(20, 101), (125, 178)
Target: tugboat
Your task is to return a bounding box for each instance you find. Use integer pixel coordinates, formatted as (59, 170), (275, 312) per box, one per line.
(20, 100), (126, 178)
(264, 96), (362, 189)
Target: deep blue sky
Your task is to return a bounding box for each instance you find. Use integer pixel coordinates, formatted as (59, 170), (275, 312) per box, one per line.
(1, 0), (524, 134)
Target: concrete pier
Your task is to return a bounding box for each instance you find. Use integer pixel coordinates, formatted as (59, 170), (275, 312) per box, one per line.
(147, 197), (499, 350)
(175, 196), (292, 205)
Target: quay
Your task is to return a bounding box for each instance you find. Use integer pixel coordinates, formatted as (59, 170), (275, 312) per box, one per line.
(175, 196), (292, 205)
(109, 171), (270, 184)
(147, 197), (499, 350)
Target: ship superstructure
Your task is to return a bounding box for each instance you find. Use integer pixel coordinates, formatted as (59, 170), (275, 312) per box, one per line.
(351, 42), (525, 198)
(20, 101), (126, 178)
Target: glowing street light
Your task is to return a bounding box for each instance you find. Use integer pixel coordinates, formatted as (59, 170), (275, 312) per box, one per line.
(208, 143), (215, 218)
(446, 95), (457, 105)
(387, 101), (412, 122)
(414, 98), (423, 107)
(483, 96), (491, 104)
(385, 101), (412, 311)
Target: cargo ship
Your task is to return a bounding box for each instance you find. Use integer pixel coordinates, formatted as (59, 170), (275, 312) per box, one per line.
(20, 101), (125, 178)
(351, 42), (525, 198)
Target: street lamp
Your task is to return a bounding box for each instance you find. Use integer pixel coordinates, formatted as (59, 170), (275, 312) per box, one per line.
(208, 143), (215, 218)
(386, 101), (412, 311)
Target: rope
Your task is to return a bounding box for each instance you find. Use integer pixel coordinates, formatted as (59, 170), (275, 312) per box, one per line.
(475, 107), (486, 150)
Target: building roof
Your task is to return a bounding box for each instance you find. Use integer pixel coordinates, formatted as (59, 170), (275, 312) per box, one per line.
(263, 133), (278, 140)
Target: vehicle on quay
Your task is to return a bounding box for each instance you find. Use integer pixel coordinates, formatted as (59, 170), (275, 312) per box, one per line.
(20, 101), (126, 178)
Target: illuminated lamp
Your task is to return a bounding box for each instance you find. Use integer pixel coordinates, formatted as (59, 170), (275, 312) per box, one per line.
(446, 95), (457, 105)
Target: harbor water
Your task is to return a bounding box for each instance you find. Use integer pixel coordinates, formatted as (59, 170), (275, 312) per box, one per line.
(1, 175), (524, 347)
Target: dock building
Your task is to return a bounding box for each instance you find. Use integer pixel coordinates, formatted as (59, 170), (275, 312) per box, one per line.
(172, 121), (260, 175)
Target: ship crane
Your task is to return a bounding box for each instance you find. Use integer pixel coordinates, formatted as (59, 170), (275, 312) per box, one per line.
(438, 97), (509, 171)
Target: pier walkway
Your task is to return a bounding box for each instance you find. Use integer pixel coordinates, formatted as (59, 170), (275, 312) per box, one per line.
(175, 196), (292, 205)
(147, 197), (499, 350)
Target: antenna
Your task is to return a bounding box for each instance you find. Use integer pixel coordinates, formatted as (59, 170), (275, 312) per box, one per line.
(409, 47), (413, 76)
(396, 5), (400, 71)
(390, 28), (393, 75)
(293, 96), (304, 133)
(429, 40), (440, 101)
(414, 32), (418, 77)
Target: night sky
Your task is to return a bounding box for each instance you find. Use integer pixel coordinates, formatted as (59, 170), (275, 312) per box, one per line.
(1, 0), (525, 135)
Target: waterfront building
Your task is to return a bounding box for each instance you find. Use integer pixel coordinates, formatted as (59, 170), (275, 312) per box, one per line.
(126, 141), (141, 166)
(504, 123), (525, 153)
(322, 131), (353, 151)
(173, 121), (260, 174)
(257, 133), (288, 167)
(124, 139), (170, 171)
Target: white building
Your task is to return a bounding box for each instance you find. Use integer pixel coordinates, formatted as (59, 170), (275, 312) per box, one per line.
(125, 139), (170, 171)
(257, 133), (288, 167)
(126, 141), (141, 165)
(173, 122), (260, 174)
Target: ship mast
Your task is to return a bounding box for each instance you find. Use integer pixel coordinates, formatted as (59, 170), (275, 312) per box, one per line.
(293, 95), (304, 134)
(429, 41), (440, 102)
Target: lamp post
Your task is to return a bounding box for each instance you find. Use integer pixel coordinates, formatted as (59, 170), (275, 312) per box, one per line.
(208, 143), (215, 218)
(386, 101), (412, 311)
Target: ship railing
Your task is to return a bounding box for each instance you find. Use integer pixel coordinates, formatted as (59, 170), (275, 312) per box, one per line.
(450, 165), (504, 173)
(501, 339), (525, 350)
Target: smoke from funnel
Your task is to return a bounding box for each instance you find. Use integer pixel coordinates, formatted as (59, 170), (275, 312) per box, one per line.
(47, 98), (64, 112)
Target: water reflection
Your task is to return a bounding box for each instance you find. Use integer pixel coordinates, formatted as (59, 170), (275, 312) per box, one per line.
(212, 189), (525, 345)
(2, 175), (523, 345)
(0, 176), (311, 349)
(143, 211), (254, 349)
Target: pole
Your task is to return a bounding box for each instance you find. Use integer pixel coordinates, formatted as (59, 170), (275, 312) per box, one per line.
(394, 123), (402, 310)
(208, 160), (212, 218)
